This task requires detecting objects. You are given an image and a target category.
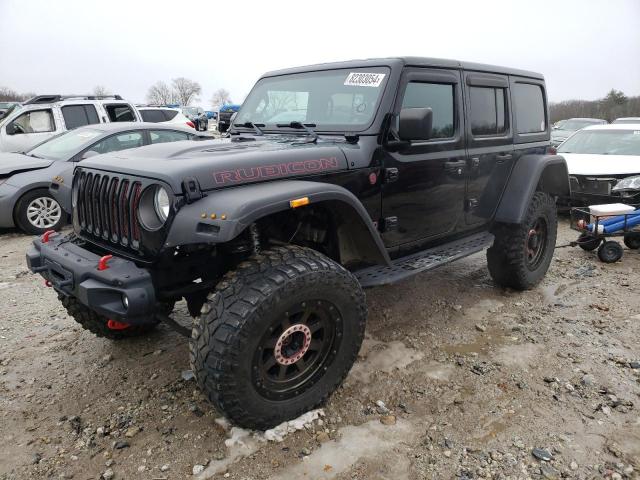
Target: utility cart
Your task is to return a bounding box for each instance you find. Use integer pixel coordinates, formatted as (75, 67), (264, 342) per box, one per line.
(571, 203), (640, 263)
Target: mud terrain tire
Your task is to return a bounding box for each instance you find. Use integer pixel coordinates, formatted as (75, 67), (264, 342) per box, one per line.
(487, 192), (557, 290)
(190, 245), (367, 430)
(59, 294), (160, 340)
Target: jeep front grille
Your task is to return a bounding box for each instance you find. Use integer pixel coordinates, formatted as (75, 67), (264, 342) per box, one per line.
(75, 170), (143, 250)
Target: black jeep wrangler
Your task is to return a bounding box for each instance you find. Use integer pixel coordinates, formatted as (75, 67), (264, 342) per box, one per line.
(27, 57), (569, 429)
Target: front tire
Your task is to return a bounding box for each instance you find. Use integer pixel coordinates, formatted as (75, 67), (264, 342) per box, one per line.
(190, 245), (367, 430)
(59, 294), (160, 340)
(15, 189), (65, 235)
(487, 192), (557, 290)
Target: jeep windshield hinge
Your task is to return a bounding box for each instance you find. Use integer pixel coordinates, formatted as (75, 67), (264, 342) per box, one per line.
(182, 177), (204, 204)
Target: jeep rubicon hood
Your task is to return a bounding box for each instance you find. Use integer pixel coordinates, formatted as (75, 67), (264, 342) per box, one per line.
(80, 138), (349, 192)
(0, 152), (55, 176)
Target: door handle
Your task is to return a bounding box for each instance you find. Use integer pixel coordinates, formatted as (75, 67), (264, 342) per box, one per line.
(495, 154), (513, 162)
(444, 160), (466, 175)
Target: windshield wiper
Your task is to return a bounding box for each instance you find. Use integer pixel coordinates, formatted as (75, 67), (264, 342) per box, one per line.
(234, 121), (265, 136)
(27, 153), (43, 159)
(276, 121), (318, 143)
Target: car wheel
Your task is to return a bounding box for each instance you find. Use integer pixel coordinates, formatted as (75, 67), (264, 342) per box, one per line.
(623, 233), (640, 250)
(487, 192), (557, 290)
(190, 245), (367, 429)
(15, 188), (65, 235)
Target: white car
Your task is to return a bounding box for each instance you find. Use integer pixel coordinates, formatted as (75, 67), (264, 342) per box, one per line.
(137, 106), (196, 130)
(557, 124), (640, 204)
(0, 95), (142, 153)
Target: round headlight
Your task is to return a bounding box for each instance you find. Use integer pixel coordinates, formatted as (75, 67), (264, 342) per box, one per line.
(154, 186), (170, 222)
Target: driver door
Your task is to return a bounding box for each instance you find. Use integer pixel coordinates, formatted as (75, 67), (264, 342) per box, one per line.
(2, 109), (59, 153)
(381, 68), (467, 247)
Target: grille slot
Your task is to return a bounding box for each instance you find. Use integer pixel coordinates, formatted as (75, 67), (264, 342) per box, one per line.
(75, 170), (142, 251)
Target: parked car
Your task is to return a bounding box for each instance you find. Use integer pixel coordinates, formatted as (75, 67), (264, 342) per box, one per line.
(27, 56), (568, 430)
(137, 106), (196, 129)
(205, 110), (218, 120)
(181, 106), (208, 131)
(613, 117), (640, 124)
(551, 117), (607, 147)
(0, 95), (142, 153)
(558, 124), (640, 205)
(0, 122), (202, 234)
(217, 103), (241, 132)
(0, 101), (20, 117)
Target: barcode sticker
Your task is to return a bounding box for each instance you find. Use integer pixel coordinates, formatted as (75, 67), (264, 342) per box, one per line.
(344, 72), (386, 87)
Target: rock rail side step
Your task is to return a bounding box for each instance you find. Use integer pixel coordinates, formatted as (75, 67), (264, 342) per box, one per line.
(355, 231), (494, 288)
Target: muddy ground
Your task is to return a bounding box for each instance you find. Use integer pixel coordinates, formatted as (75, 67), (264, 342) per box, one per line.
(0, 221), (638, 480)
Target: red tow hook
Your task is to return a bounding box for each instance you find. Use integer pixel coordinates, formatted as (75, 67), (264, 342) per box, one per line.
(107, 319), (130, 330)
(41, 230), (56, 243)
(97, 255), (113, 271)
(44, 280), (52, 287)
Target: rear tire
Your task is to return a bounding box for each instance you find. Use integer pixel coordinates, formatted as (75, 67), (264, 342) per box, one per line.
(190, 245), (367, 430)
(15, 189), (65, 235)
(59, 294), (161, 340)
(487, 192), (557, 290)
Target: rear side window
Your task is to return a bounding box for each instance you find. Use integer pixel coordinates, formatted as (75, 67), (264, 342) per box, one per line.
(149, 129), (190, 144)
(513, 83), (546, 134)
(104, 104), (136, 122)
(90, 131), (144, 154)
(163, 109), (178, 121)
(469, 86), (507, 136)
(62, 105), (99, 129)
(401, 82), (455, 139)
(140, 109), (166, 122)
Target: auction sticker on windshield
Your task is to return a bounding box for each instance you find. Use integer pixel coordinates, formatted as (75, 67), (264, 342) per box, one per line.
(344, 72), (385, 87)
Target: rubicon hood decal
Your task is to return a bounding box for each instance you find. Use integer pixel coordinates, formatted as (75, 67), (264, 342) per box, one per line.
(213, 157), (339, 185)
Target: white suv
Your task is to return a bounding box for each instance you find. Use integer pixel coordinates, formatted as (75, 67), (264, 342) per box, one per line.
(137, 106), (196, 130)
(0, 95), (142, 153)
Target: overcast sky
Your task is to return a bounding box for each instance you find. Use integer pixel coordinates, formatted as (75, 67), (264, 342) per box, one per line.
(1, 0), (638, 106)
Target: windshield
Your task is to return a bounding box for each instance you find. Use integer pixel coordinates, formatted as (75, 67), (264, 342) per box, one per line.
(558, 129), (640, 155)
(0, 104), (21, 124)
(235, 67), (390, 132)
(558, 119), (603, 131)
(28, 128), (102, 160)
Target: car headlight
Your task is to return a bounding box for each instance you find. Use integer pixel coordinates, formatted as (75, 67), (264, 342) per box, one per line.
(138, 184), (171, 231)
(154, 186), (170, 222)
(613, 175), (640, 193)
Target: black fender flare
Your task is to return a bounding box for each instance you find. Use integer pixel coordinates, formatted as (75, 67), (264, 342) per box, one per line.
(164, 180), (391, 265)
(494, 154), (569, 224)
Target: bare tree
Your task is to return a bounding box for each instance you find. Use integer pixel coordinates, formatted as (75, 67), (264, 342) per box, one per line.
(210, 88), (232, 108)
(550, 90), (640, 123)
(0, 86), (35, 102)
(92, 85), (111, 97)
(171, 77), (202, 106)
(146, 81), (175, 105)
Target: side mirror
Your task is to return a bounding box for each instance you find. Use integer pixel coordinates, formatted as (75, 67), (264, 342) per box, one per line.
(5, 123), (17, 135)
(398, 107), (433, 141)
(81, 150), (99, 160)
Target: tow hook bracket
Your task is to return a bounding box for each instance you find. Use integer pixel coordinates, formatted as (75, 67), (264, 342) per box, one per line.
(41, 230), (57, 243)
(106, 319), (130, 330)
(97, 255), (113, 271)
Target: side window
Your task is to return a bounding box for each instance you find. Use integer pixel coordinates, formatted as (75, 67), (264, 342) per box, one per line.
(140, 109), (166, 122)
(9, 109), (55, 134)
(62, 105), (99, 129)
(513, 83), (546, 134)
(401, 82), (455, 139)
(104, 104), (136, 122)
(163, 109), (179, 121)
(469, 87), (508, 136)
(89, 131), (144, 155)
(149, 130), (190, 144)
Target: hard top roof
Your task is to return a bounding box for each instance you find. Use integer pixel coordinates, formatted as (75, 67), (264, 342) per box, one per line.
(262, 57), (543, 80)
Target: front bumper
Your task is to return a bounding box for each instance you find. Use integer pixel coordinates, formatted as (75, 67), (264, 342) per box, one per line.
(26, 233), (158, 325)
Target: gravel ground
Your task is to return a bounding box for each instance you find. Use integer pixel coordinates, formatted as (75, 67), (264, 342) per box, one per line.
(0, 221), (638, 479)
